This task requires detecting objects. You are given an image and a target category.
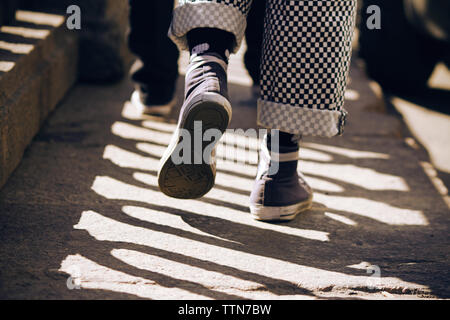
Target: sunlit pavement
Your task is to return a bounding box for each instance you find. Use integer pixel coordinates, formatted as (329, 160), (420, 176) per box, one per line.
(0, 47), (449, 300)
(387, 63), (450, 196)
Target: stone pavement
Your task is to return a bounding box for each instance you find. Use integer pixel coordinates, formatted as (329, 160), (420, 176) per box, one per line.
(0, 48), (449, 299)
(387, 62), (450, 195)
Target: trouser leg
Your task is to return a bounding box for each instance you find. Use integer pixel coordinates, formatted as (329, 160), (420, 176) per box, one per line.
(169, 0), (357, 137)
(128, 0), (179, 104)
(169, 0), (254, 53)
(244, 0), (266, 86)
(170, 0), (263, 85)
(258, 0), (357, 137)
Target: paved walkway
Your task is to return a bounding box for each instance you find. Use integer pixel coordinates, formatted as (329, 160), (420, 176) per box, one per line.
(0, 50), (449, 299)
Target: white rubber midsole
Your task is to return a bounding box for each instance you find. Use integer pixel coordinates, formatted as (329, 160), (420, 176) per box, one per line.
(250, 197), (313, 221)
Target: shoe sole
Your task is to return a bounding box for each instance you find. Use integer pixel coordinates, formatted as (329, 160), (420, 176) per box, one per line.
(158, 92), (231, 199)
(250, 195), (313, 222)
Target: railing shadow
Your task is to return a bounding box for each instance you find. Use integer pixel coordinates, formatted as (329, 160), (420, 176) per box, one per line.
(0, 71), (448, 299)
(62, 77), (449, 298)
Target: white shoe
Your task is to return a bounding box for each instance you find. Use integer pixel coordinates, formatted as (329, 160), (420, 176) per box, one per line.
(131, 90), (176, 116)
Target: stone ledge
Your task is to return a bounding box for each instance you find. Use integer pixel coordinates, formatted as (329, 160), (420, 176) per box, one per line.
(0, 10), (79, 188)
(20, 0), (134, 82)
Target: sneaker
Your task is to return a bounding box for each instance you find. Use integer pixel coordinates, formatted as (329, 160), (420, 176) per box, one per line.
(249, 136), (313, 221)
(157, 54), (232, 199)
(131, 90), (176, 116)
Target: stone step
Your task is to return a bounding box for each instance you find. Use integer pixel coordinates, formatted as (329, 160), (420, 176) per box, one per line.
(0, 10), (79, 188)
(20, 0), (133, 82)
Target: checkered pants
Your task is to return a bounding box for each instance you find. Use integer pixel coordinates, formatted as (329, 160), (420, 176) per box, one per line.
(169, 0), (357, 137)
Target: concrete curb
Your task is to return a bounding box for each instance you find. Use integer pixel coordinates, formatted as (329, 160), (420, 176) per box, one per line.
(20, 0), (134, 82)
(0, 10), (79, 188)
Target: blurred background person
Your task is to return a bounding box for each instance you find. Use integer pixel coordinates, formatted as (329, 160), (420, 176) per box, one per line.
(128, 0), (266, 116)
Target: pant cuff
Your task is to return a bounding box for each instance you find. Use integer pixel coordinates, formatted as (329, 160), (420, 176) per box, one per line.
(169, 2), (247, 53)
(257, 99), (348, 138)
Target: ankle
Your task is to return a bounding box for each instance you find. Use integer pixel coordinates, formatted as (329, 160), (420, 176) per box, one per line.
(267, 131), (299, 153)
(187, 28), (234, 62)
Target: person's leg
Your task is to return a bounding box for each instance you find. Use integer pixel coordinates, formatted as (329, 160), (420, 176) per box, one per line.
(158, 0), (253, 199)
(168, 0), (253, 54)
(250, 0), (358, 221)
(128, 0), (179, 114)
(258, 0), (357, 138)
(244, 0), (265, 90)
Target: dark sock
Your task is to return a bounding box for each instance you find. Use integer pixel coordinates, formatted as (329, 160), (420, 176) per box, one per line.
(267, 131), (299, 153)
(187, 28), (235, 62)
(266, 131), (299, 179)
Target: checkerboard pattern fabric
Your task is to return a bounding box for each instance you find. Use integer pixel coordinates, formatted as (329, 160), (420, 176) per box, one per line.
(169, 0), (253, 53)
(257, 100), (345, 137)
(259, 0), (356, 137)
(179, 0), (253, 15)
(170, 0), (357, 137)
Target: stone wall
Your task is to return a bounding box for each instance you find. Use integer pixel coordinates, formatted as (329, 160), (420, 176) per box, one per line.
(19, 0), (133, 82)
(0, 11), (79, 188)
(0, 1), (133, 189)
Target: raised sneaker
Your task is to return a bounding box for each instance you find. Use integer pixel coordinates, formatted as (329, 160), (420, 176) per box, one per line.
(157, 53), (232, 199)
